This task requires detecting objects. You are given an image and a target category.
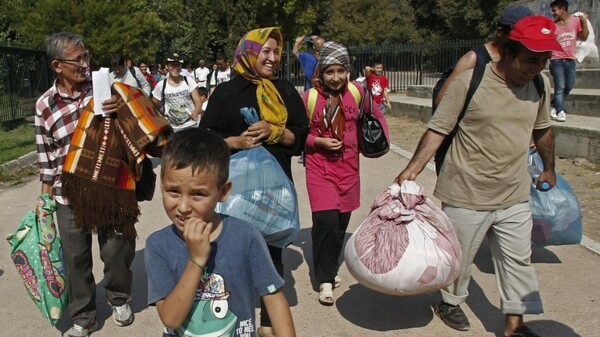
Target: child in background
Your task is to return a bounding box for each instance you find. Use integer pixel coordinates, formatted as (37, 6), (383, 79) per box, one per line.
(195, 87), (209, 126)
(365, 60), (392, 113)
(145, 128), (296, 337)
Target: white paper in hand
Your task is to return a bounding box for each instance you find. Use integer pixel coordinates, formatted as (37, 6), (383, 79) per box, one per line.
(92, 67), (111, 116)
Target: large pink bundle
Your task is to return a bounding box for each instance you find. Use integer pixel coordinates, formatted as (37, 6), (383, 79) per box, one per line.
(344, 181), (461, 295)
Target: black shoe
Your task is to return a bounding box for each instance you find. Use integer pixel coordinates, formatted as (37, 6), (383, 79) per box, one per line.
(511, 325), (541, 337)
(434, 302), (470, 331)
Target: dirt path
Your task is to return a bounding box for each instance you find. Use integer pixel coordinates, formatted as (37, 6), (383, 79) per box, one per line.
(386, 115), (600, 243)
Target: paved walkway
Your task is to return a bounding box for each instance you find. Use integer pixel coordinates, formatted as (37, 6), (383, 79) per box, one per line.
(0, 144), (598, 336)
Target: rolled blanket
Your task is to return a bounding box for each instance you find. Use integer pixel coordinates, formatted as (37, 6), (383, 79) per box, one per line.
(61, 83), (172, 239)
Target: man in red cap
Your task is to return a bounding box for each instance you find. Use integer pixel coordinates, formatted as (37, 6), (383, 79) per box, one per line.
(395, 15), (562, 337)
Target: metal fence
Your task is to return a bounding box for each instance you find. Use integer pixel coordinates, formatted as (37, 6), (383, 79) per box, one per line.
(279, 39), (487, 94)
(0, 46), (54, 123)
(0, 40), (486, 122)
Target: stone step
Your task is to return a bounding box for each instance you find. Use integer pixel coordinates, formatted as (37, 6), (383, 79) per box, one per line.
(406, 86), (600, 118)
(389, 94), (600, 163)
(542, 68), (600, 89)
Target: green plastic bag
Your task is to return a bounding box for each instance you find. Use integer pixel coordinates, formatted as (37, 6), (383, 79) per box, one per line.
(5, 194), (68, 326)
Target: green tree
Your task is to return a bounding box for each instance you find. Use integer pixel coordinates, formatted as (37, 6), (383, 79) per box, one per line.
(411, 0), (512, 41)
(320, 0), (417, 46)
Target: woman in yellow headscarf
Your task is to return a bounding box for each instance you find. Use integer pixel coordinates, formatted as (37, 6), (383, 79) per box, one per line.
(199, 27), (307, 337)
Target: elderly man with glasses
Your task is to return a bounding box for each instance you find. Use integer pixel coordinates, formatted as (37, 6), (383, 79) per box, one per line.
(34, 32), (135, 337)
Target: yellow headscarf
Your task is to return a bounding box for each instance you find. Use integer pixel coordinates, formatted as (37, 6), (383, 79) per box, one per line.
(232, 27), (287, 143)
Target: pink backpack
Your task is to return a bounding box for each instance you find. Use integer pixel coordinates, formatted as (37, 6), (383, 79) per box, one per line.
(344, 181), (462, 295)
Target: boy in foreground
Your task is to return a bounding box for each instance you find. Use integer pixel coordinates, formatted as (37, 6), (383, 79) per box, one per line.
(145, 128), (296, 337)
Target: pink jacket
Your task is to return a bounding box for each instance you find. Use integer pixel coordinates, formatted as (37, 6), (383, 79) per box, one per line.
(302, 82), (389, 212)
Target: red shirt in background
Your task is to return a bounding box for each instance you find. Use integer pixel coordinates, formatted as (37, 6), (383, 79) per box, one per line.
(366, 73), (389, 105)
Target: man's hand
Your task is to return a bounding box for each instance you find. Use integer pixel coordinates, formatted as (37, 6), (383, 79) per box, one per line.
(394, 168), (418, 185)
(536, 170), (557, 191)
(183, 218), (212, 269)
(101, 95), (119, 115)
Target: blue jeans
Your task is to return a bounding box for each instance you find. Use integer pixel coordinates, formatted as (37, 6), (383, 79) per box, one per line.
(549, 59), (577, 113)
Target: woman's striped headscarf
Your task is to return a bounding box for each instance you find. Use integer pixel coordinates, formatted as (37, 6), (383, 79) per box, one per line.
(232, 27), (287, 144)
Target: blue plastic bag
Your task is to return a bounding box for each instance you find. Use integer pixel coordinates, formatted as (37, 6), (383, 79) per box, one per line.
(528, 150), (582, 246)
(216, 146), (300, 247)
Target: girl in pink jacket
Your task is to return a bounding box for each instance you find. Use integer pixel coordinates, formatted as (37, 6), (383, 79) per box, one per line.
(302, 41), (389, 306)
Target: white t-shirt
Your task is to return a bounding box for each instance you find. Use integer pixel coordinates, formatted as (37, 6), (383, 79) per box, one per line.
(110, 66), (151, 96)
(209, 67), (232, 86)
(193, 67), (210, 86)
(152, 77), (198, 131)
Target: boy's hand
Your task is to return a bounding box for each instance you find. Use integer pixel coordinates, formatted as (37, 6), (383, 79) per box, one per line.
(183, 218), (212, 267)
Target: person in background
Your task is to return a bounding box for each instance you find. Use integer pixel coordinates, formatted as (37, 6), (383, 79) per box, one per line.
(139, 60), (158, 90)
(199, 27), (308, 337)
(364, 59), (392, 114)
(197, 86), (208, 116)
(145, 128), (296, 337)
(35, 32), (134, 337)
(109, 53), (152, 96)
(293, 35), (325, 90)
(194, 59), (211, 89)
(549, 0), (589, 122)
(209, 54), (232, 95)
(152, 52), (203, 132)
(303, 41), (388, 307)
(395, 16), (560, 337)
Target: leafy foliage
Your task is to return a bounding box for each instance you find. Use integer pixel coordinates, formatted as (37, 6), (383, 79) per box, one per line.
(3, 0), (515, 64)
(321, 0), (417, 46)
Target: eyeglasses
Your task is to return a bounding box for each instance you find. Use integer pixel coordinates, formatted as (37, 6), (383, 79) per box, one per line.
(56, 52), (90, 66)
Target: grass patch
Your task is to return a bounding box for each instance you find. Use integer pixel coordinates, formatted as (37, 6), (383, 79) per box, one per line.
(0, 120), (36, 164)
(0, 165), (37, 186)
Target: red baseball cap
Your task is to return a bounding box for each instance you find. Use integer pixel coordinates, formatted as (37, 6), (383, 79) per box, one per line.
(509, 15), (563, 53)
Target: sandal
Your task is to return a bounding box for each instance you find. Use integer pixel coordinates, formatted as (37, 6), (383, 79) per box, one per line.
(334, 275), (342, 289)
(257, 327), (276, 337)
(510, 325), (541, 337)
(319, 283), (335, 306)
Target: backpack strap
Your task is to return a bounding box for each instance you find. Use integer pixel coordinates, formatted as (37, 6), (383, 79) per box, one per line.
(306, 82), (362, 122)
(161, 78), (167, 110)
(533, 74), (544, 99)
(307, 88), (319, 121)
(347, 81), (361, 107)
(434, 44), (490, 174)
(457, 45), (490, 122)
(129, 66), (143, 88)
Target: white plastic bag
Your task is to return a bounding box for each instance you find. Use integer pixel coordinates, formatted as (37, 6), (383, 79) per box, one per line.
(216, 146), (300, 247)
(344, 181), (461, 296)
(574, 12), (599, 62)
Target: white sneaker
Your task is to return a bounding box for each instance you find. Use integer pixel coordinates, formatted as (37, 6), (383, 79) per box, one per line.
(112, 303), (134, 326)
(67, 322), (99, 337)
(550, 107), (558, 120)
(556, 111), (566, 122)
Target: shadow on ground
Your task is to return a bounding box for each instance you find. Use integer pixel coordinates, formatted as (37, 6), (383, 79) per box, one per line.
(54, 248), (148, 334)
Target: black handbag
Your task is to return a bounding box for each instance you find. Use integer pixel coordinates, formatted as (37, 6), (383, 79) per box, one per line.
(135, 156), (156, 201)
(358, 88), (389, 158)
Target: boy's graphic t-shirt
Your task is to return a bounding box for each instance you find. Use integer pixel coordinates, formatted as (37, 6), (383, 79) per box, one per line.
(366, 73), (389, 105)
(152, 79), (198, 130)
(145, 215), (284, 337)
